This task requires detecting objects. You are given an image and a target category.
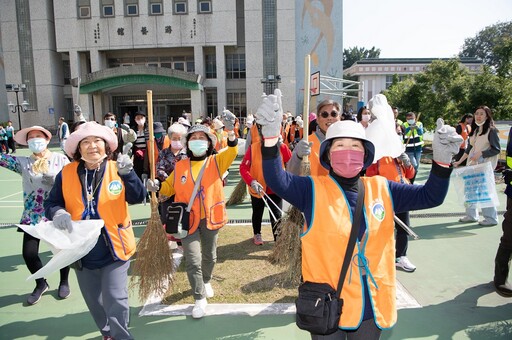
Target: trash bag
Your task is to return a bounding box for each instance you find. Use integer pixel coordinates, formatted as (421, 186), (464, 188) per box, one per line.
(452, 162), (500, 209)
(17, 219), (104, 280)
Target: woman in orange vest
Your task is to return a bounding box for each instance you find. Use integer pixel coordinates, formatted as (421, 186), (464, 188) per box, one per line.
(240, 124), (291, 245)
(256, 90), (462, 339)
(454, 113), (473, 165)
(44, 121), (146, 340)
(146, 112), (238, 319)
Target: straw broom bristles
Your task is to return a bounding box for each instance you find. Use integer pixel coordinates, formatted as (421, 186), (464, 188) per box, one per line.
(130, 198), (176, 302)
(227, 178), (248, 206)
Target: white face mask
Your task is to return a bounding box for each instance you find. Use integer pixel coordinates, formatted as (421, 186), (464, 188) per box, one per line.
(171, 140), (183, 150)
(188, 140), (209, 157)
(104, 120), (116, 129)
(28, 138), (48, 154)
(407, 119), (416, 125)
(475, 120), (486, 127)
(81, 154), (107, 167)
(362, 115), (371, 122)
(136, 118), (146, 126)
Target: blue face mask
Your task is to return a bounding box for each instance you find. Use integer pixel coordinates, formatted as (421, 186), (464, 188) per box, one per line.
(28, 138), (48, 154)
(188, 140), (208, 157)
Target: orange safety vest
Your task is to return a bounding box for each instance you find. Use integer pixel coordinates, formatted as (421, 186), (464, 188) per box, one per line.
(302, 175), (396, 329)
(458, 122), (471, 149)
(372, 156), (411, 184)
(248, 141), (285, 197)
(214, 130), (228, 151)
(309, 132), (329, 176)
(163, 135), (171, 149)
(61, 161), (135, 261)
(173, 157), (227, 234)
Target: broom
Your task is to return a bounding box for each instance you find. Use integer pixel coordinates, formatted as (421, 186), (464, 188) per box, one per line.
(130, 90), (175, 302)
(269, 55), (311, 285)
(226, 178), (248, 206)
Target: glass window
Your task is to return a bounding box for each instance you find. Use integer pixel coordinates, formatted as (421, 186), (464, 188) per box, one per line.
(226, 91), (247, 117)
(206, 88), (218, 116)
(205, 54), (216, 79)
(77, 0), (91, 18)
(225, 53), (246, 79)
(103, 5), (114, 17)
(174, 1), (187, 14)
(126, 4), (138, 15)
(174, 62), (185, 71)
(151, 3), (162, 15)
(63, 60), (71, 85)
(198, 0), (212, 13)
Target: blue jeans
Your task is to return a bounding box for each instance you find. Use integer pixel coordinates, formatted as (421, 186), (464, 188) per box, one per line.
(406, 149), (422, 173)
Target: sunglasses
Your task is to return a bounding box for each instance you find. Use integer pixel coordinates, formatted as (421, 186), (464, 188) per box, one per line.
(320, 111), (339, 118)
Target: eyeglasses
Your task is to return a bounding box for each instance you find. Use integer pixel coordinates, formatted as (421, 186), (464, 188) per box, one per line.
(320, 111), (339, 118)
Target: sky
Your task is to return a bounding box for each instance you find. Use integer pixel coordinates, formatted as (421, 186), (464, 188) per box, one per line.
(343, 0), (512, 58)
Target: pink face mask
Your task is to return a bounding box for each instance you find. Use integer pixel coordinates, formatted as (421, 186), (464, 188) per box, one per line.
(330, 149), (364, 178)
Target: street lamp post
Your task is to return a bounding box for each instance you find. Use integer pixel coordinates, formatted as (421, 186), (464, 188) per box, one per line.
(260, 74), (281, 94)
(6, 84), (29, 130)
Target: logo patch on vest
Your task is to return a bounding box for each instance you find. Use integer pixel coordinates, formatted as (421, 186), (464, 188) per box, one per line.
(180, 175), (187, 184)
(370, 200), (385, 221)
(108, 180), (123, 195)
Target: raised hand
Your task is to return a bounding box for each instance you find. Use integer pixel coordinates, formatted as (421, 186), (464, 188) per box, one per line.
(432, 118), (463, 166)
(255, 89), (283, 139)
(221, 108), (236, 131)
(116, 142), (133, 175)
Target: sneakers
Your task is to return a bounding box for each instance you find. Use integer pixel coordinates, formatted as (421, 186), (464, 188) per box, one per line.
(192, 298), (207, 319)
(204, 282), (214, 298)
(479, 219), (498, 226)
(27, 280), (49, 305)
(253, 234), (263, 246)
(58, 281), (71, 299)
(459, 216), (478, 223)
(395, 256), (417, 272)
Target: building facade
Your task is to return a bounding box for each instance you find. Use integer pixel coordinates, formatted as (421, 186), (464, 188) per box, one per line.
(0, 0), (344, 130)
(344, 57), (483, 105)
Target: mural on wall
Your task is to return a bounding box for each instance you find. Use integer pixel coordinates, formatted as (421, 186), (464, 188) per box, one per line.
(296, 0), (343, 113)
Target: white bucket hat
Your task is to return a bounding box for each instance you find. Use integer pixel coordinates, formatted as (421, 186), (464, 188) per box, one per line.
(319, 120), (375, 170)
(212, 118), (225, 130)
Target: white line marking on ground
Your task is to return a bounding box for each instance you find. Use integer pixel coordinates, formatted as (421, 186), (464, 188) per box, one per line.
(0, 191), (23, 200)
(139, 246), (421, 317)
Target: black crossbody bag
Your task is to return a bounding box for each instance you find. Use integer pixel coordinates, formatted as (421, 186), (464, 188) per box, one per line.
(295, 180), (365, 335)
(165, 161), (206, 237)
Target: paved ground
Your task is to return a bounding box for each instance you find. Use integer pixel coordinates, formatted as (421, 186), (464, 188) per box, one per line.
(0, 147), (511, 339)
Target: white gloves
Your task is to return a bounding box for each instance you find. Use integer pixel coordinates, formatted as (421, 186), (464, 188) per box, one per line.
(255, 89), (283, 139)
(432, 118), (463, 165)
(116, 143), (133, 176)
(295, 139), (312, 159)
(53, 209), (73, 232)
(250, 180), (264, 194)
(398, 152), (411, 168)
(221, 109), (236, 131)
(146, 178), (160, 192)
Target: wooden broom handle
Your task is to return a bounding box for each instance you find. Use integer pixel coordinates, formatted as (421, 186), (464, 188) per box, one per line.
(146, 90), (157, 200)
(302, 54), (311, 162)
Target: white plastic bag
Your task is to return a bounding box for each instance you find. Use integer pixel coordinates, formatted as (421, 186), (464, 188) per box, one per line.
(366, 94), (405, 162)
(17, 219), (104, 280)
(452, 162), (500, 209)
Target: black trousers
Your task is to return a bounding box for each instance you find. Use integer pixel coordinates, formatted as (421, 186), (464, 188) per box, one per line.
(395, 211), (410, 258)
(250, 193), (282, 241)
(22, 232), (70, 284)
(500, 197), (512, 250)
(7, 137), (16, 152)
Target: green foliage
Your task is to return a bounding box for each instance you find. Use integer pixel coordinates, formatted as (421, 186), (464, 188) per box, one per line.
(384, 59), (512, 130)
(343, 46), (381, 69)
(459, 21), (512, 72)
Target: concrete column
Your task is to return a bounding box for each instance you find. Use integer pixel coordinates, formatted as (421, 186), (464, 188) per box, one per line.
(216, 44), (226, 112)
(190, 88), (204, 122)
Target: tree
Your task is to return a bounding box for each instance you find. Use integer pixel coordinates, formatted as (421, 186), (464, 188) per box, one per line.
(343, 46), (381, 69)
(459, 21), (512, 72)
(384, 59), (512, 130)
